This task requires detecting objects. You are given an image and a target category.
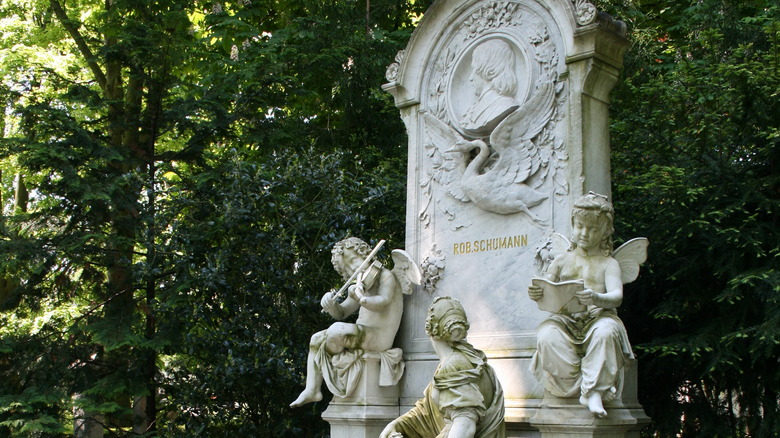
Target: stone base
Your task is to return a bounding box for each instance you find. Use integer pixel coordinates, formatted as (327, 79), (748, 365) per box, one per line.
(529, 395), (649, 438)
(529, 359), (648, 438)
(321, 353), (401, 438)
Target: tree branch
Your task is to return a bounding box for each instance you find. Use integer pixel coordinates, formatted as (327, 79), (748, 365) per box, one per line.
(50, 0), (107, 92)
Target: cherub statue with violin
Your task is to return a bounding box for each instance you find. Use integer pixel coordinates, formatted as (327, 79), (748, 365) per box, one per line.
(291, 237), (422, 407)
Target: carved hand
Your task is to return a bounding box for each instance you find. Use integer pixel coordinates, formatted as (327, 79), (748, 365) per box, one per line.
(528, 284), (543, 301)
(320, 291), (337, 311)
(378, 420), (401, 438)
(575, 289), (595, 306)
(348, 283), (365, 302)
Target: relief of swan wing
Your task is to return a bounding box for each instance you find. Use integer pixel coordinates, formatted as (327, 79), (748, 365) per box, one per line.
(422, 112), (470, 202)
(489, 81), (556, 183)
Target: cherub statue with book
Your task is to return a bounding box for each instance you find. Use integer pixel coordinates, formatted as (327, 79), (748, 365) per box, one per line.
(528, 193), (648, 418)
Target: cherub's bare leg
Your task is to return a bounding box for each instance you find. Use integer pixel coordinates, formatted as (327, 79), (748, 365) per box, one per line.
(579, 391), (607, 418)
(290, 331), (327, 408)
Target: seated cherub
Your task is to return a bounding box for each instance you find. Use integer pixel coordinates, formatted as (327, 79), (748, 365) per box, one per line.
(528, 193), (647, 418)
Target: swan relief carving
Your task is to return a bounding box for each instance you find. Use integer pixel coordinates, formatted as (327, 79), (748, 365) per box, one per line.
(424, 80), (556, 222)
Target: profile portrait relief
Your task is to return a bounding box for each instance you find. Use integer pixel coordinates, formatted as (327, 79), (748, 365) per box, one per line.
(459, 39), (521, 136)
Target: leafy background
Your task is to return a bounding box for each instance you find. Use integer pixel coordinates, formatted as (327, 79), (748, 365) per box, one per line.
(0, 0), (777, 436)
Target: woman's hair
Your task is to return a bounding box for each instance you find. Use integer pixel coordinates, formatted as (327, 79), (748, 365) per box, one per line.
(425, 296), (470, 344)
(331, 237), (371, 279)
(570, 192), (615, 255)
(471, 39), (517, 96)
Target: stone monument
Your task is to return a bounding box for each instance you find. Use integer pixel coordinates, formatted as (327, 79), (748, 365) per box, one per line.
(382, 0), (649, 436)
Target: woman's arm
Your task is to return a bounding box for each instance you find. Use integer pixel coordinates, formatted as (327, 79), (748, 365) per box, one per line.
(448, 415), (477, 438)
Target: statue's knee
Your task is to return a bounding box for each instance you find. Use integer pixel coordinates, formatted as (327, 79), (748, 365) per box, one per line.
(591, 320), (621, 341)
(595, 318), (620, 334)
(324, 323), (360, 354)
(537, 323), (566, 347)
(311, 330), (328, 347)
(327, 322), (354, 337)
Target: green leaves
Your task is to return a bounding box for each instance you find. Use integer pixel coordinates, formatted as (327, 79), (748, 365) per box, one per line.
(607, 1), (780, 436)
(1, 0), (425, 435)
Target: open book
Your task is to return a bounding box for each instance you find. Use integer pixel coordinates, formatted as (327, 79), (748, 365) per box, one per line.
(532, 278), (586, 314)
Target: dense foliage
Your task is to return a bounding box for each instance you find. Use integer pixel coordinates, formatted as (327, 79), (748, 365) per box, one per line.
(0, 0), (425, 436)
(0, 0), (776, 437)
(605, 1), (780, 436)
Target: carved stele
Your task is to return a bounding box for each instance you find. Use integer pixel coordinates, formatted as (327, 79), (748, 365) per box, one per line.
(384, 0), (646, 436)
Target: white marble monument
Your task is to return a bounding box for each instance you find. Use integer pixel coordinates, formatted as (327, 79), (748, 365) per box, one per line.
(382, 0), (648, 436)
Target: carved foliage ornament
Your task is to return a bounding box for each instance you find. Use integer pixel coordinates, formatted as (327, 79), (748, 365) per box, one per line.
(420, 245), (446, 295)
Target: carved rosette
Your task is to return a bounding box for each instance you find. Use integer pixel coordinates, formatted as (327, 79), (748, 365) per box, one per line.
(573, 0), (597, 26)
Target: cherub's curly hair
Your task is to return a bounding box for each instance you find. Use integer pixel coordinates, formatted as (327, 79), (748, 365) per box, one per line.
(570, 192), (614, 256)
(331, 237), (371, 280)
(425, 296), (470, 345)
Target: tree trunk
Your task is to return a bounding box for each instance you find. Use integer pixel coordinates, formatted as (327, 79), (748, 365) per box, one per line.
(73, 394), (104, 438)
(14, 174), (28, 213)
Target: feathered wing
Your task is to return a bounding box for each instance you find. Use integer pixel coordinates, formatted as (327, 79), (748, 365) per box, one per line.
(391, 249), (424, 295)
(489, 81), (556, 183)
(422, 112), (470, 202)
(550, 233), (571, 259)
(612, 237), (649, 284)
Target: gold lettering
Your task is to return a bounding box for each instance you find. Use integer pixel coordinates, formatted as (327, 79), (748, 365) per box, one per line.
(452, 234), (531, 255)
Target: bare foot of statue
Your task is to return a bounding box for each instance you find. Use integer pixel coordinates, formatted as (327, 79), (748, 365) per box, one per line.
(290, 389), (322, 408)
(579, 392), (607, 418)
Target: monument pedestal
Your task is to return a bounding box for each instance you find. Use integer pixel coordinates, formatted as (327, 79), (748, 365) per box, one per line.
(529, 360), (649, 438)
(530, 397), (648, 438)
(321, 353), (400, 438)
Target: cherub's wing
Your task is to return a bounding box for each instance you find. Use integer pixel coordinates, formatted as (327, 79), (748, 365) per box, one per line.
(612, 237), (649, 284)
(423, 112), (470, 202)
(489, 81), (555, 183)
(550, 233), (571, 259)
(391, 249), (424, 295)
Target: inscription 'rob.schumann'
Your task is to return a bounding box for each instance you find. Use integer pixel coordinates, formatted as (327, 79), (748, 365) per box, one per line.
(453, 235), (528, 255)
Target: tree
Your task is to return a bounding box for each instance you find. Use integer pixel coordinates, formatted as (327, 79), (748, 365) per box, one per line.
(0, 0), (429, 436)
(602, 0), (780, 436)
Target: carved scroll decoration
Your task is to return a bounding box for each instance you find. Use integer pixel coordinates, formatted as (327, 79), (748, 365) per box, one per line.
(385, 50), (406, 82)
